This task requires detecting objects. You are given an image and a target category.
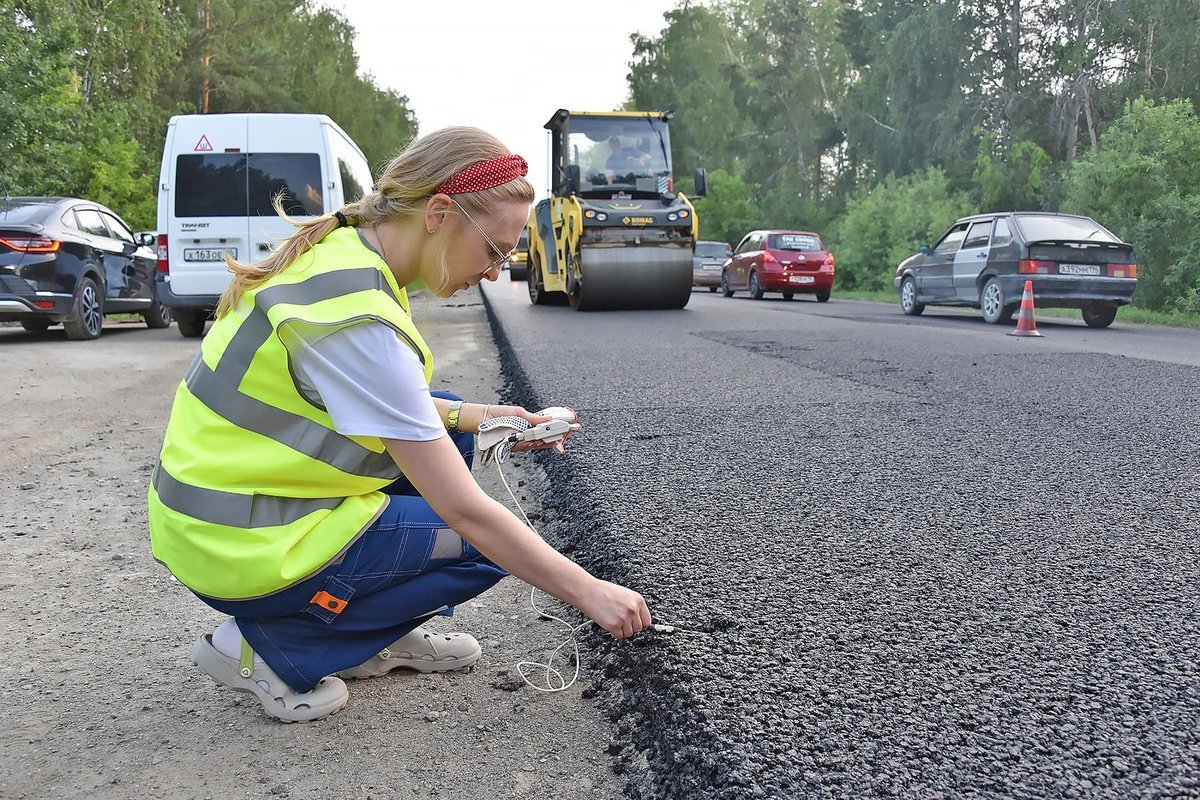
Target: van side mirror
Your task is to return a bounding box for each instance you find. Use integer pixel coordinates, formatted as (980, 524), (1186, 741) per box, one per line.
(918, 244), (931, 255)
(566, 165), (581, 195)
(693, 167), (707, 199)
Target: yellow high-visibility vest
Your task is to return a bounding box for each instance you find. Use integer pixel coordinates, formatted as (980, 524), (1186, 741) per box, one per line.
(148, 227), (435, 599)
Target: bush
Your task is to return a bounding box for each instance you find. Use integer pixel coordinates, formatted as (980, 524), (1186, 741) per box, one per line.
(1063, 99), (1200, 312)
(827, 168), (973, 291)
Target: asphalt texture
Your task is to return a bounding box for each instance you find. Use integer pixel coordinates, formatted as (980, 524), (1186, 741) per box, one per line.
(480, 279), (1200, 800)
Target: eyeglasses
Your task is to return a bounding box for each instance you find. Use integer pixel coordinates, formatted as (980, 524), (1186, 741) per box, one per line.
(449, 197), (512, 272)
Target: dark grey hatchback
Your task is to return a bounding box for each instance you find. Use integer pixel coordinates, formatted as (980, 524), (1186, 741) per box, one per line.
(0, 197), (170, 339)
(894, 212), (1137, 328)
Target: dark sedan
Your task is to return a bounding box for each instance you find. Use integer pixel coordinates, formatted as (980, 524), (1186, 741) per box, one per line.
(0, 197), (170, 339)
(894, 212), (1136, 328)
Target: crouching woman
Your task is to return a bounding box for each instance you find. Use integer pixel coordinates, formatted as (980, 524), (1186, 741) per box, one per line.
(148, 127), (650, 722)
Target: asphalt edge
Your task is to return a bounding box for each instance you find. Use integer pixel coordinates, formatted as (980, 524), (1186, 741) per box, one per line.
(478, 284), (731, 799)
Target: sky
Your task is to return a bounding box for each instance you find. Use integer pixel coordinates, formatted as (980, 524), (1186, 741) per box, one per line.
(319, 0), (681, 199)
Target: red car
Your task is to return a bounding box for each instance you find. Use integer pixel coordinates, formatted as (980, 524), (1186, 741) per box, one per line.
(722, 230), (835, 301)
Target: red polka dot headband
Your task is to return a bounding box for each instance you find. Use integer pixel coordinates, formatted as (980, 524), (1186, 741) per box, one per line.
(436, 154), (528, 195)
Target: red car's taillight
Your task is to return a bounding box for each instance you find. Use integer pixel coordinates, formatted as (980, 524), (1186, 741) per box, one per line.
(156, 233), (169, 274)
(762, 251), (778, 265)
(1018, 259), (1055, 274)
(1108, 263), (1137, 278)
(0, 236), (61, 253)
(822, 253), (835, 268)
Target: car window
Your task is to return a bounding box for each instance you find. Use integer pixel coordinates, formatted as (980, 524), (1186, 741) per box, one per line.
(962, 221), (992, 250)
(1013, 214), (1119, 243)
(99, 212), (135, 244)
(0, 202), (54, 225)
(734, 235), (754, 255)
(933, 223), (969, 255)
(331, 134), (373, 204)
(175, 152), (323, 217)
(992, 218), (1013, 246)
(769, 233), (823, 252)
(695, 242), (728, 258)
(74, 208), (111, 238)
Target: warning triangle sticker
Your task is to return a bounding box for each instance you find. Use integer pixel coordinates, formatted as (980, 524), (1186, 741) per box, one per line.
(194, 135), (213, 152)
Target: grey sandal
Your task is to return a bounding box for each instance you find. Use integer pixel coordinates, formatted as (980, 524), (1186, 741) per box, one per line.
(191, 634), (349, 723)
(338, 627), (482, 679)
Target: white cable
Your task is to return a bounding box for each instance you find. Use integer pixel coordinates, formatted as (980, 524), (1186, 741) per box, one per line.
(494, 458), (593, 692)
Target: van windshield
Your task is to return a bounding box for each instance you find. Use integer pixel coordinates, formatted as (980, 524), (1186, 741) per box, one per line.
(175, 153), (323, 217)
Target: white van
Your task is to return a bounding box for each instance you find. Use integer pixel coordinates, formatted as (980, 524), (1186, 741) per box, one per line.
(154, 113), (374, 337)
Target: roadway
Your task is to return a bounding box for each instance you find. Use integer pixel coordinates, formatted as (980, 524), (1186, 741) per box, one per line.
(481, 279), (1200, 799)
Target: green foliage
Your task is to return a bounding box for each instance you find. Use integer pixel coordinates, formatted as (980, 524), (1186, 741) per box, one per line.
(828, 168), (973, 292)
(1, 0), (413, 224)
(692, 169), (757, 246)
(973, 134), (1053, 212)
(1063, 99), (1200, 311)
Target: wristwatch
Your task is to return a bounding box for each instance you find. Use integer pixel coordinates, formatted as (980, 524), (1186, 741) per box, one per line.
(446, 400), (464, 433)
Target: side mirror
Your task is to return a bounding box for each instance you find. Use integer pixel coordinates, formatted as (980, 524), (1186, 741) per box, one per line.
(121, 241), (137, 256)
(692, 167), (707, 199)
(138, 232), (156, 248)
(918, 244), (932, 255)
(566, 165), (581, 195)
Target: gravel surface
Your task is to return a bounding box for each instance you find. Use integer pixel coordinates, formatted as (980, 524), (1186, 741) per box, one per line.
(0, 292), (623, 800)
(481, 282), (1200, 799)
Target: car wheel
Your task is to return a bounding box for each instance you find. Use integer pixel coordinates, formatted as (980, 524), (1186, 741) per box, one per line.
(721, 271), (734, 298)
(20, 317), (52, 333)
(782, 292), (794, 300)
(144, 295), (172, 329)
(749, 271), (764, 300)
(899, 276), (924, 316)
(980, 278), (1013, 324)
(175, 309), (207, 338)
(63, 277), (103, 340)
(1082, 303), (1118, 328)
(816, 290), (831, 303)
(709, 286), (718, 293)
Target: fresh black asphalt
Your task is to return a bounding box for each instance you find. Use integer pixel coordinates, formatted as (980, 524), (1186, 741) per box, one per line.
(478, 280), (1200, 800)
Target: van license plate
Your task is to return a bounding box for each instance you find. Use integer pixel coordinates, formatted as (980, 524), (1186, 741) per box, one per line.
(1059, 263), (1101, 276)
(184, 248), (236, 262)
(789, 275), (815, 284)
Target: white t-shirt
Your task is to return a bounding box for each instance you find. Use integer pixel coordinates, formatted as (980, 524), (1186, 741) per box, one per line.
(278, 320), (446, 441)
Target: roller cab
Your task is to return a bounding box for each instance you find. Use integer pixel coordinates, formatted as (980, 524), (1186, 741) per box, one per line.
(527, 109), (706, 311)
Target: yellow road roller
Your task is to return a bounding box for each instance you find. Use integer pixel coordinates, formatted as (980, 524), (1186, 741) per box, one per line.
(526, 109), (707, 310)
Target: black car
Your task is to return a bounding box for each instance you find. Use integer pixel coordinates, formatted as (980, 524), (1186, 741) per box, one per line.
(894, 212), (1137, 328)
(0, 197), (170, 339)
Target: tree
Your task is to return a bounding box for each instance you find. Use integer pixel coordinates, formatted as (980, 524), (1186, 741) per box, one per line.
(1063, 99), (1200, 312)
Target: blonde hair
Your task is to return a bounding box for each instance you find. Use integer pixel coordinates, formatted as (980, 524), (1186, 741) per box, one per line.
(216, 126), (535, 316)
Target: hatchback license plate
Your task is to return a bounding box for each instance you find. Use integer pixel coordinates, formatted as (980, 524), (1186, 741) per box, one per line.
(184, 247), (236, 262)
(1059, 263), (1101, 276)
(789, 275), (815, 284)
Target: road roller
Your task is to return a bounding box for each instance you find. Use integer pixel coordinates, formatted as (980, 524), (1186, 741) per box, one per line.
(526, 109), (707, 311)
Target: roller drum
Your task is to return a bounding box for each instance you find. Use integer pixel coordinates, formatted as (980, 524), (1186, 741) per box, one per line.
(571, 245), (692, 311)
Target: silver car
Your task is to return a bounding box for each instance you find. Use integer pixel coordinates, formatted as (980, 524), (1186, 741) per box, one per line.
(693, 240), (731, 291)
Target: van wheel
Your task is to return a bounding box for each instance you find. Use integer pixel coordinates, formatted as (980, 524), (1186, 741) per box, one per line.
(144, 296), (172, 329)
(63, 277), (103, 340)
(176, 309), (207, 338)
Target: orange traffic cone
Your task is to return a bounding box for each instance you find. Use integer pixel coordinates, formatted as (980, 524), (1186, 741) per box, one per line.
(1007, 279), (1042, 337)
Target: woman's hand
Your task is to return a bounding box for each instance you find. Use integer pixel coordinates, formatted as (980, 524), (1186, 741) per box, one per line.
(576, 579), (652, 639)
(464, 403), (578, 452)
